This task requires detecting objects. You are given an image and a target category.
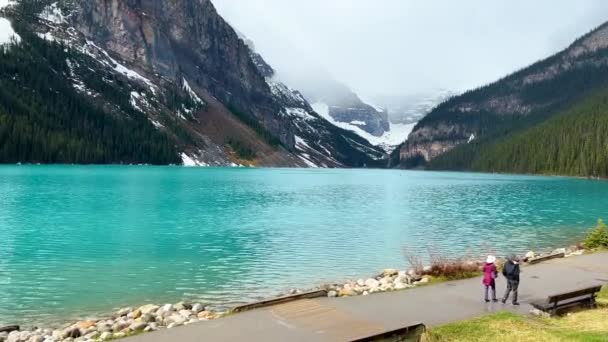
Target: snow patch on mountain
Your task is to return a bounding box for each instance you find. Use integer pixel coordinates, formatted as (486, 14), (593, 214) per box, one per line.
(182, 78), (205, 105)
(0, 0), (16, 10)
(312, 102), (415, 152)
(0, 17), (19, 45)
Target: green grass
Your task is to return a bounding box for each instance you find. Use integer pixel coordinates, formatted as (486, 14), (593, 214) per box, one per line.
(424, 303), (608, 342)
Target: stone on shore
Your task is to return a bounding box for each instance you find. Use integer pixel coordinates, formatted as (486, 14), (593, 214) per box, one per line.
(197, 311), (213, 320)
(382, 269), (398, 277)
(327, 290), (337, 298)
(129, 321), (148, 332)
(139, 304), (160, 315)
(116, 307), (133, 317)
(191, 303), (205, 313)
(525, 251), (535, 259)
(99, 332), (113, 341)
(364, 278), (380, 289)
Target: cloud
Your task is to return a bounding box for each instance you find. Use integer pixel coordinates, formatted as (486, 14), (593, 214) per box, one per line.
(212, 0), (608, 97)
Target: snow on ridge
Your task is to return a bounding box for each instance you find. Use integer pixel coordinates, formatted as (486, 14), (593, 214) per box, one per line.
(350, 120), (366, 126)
(181, 152), (209, 167)
(0, 0), (16, 10)
(85, 41), (157, 95)
(39, 2), (66, 24)
(182, 78), (205, 105)
(284, 107), (316, 121)
(312, 101), (415, 152)
(0, 17), (20, 45)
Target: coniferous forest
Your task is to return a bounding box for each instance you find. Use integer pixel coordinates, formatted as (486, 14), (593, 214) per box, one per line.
(0, 23), (181, 164)
(429, 87), (608, 177)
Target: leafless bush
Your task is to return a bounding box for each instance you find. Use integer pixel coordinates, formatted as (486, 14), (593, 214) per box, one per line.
(403, 245), (484, 280)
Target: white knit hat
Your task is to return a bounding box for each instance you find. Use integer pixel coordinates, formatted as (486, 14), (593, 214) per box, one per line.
(486, 255), (496, 263)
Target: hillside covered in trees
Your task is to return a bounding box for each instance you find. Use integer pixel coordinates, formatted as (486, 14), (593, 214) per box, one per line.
(398, 21), (608, 177)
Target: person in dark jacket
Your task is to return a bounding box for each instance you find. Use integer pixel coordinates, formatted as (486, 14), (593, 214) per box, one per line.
(501, 255), (521, 305)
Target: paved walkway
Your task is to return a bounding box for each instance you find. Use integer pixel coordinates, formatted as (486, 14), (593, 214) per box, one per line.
(128, 253), (608, 342)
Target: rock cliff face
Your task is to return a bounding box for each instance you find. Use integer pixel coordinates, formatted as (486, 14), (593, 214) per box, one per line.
(72, 0), (293, 148)
(400, 22), (608, 168)
(0, 0), (385, 167)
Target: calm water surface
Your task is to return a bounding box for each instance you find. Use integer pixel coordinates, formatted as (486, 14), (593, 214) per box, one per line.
(0, 166), (606, 325)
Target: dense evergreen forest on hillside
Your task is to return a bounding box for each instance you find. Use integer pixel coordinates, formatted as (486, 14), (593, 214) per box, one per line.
(431, 87), (608, 177)
(0, 24), (181, 164)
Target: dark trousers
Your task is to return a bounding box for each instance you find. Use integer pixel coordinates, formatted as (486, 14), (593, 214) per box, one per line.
(484, 285), (496, 301)
(502, 279), (519, 303)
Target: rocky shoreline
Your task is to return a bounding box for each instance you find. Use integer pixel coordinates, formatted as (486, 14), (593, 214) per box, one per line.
(0, 245), (585, 342)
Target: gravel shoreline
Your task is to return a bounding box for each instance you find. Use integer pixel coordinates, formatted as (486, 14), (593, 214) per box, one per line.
(0, 245), (584, 342)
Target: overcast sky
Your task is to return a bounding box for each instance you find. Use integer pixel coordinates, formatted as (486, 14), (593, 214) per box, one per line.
(213, 0), (608, 98)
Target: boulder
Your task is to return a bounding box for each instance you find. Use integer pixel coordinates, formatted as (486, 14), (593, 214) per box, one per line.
(178, 310), (193, 318)
(160, 304), (173, 313)
(338, 288), (356, 297)
(191, 303), (205, 314)
(141, 313), (156, 323)
(356, 279), (365, 287)
(116, 307), (132, 317)
(197, 311), (213, 320)
(113, 332), (126, 339)
(62, 328), (81, 339)
(76, 321), (95, 331)
(364, 278), (380, 289)
(28, 334), (44, 342)
(327, 291), (337, 298)
(83, 331), (100, 340)
(0, 327), (19, 334)
(128, 309), (142, 319)
(99, 332), (113, 341)
(139, 304), (160, 315)
(423, 266), (432, 273)
(525, 251), (535, 260)
(382, 269), (398, 277)
(173, 302), (192, 311)
(168, 314), (187, 326)
(128, 321), (148, 332)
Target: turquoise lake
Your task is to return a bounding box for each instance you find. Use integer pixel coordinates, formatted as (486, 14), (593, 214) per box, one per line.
(0, 166), (607, 325)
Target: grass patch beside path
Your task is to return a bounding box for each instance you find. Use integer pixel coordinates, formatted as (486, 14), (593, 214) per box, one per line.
(423, 306), (608, 342)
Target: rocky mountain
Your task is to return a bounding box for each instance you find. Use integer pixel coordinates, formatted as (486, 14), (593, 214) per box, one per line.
(289, 72), (390, 137)
(373, 89), (455, 125)
(398, 21), (608, 170)
(0, 0), (385, 167)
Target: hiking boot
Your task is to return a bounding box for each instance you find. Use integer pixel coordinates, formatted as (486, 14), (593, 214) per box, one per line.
(501, 299), (506, 304)
(512, 302), (520, 306)
(492, 299), (498, 302)
(485, 299), (490, 303)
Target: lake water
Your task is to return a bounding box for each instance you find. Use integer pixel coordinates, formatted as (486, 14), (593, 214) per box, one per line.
(0, 166), (606, 325)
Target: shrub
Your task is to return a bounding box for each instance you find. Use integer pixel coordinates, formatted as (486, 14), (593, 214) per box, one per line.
(402, 246), (482, 281)
(583, 219), (608, 249)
